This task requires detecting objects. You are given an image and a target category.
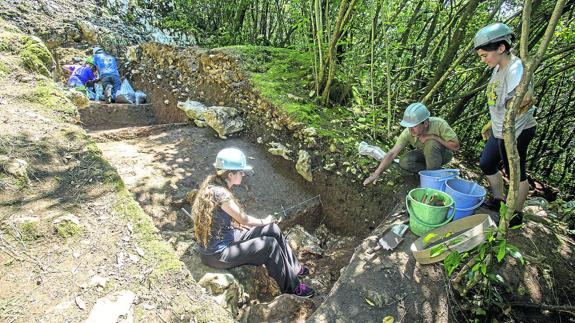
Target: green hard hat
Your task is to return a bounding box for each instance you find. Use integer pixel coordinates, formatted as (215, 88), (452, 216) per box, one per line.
(85, 56), (95, 65)
(474, 23), (513, 49)
(400, 102), (430, 128)
(214, 148), (253, 171)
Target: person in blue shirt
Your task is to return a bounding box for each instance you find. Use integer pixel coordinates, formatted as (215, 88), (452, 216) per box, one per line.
(192, 148), (315, 298)
(65, 57), (97, 88)
(63, 57), (97, 98)
(92, 47), (121, 103)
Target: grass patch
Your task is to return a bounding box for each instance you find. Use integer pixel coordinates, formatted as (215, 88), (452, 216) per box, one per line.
(217, 46), (322, 125)
(55, 221), (82, 239)
(20, 221), (41, 241)
(113, 190), (182, 276)
(84, 143), (124, 191)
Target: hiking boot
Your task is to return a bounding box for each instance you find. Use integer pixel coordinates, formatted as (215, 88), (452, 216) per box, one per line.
(509, 211), (523, 227)
(483, 198), (505, 211)
(104, 84), (113, 103)
(297, 266), (310, 277)
(294, 283), (315, 298)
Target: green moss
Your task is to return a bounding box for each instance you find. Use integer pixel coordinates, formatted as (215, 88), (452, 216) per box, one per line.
(20, 221), (40, 241)
(56, 221), (82, 239)
(84, 143), (124, 191)
(20, 36), (54, 77)
(23, 80), (76, 119)
(113, 191), (181, 275)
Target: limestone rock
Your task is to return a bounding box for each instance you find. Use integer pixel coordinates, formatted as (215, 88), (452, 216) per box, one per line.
(239, 294), (315, 323)
(285, 225), (323, 257)
(177, 100), (207, 121)
(66, 89), (89, 109)
(1, 157), (29, 180)
(198, 273), (244, 315)
(296, 150), (313, 182)
(204, 106), (244, 139)
(77, 20), (99, 44)
(302, 127), (317, 137)
(268, 142), (292, 160)
(52, 213), (80, 226)
(86, 290), (136, 323)
(125, 45), (139, 63)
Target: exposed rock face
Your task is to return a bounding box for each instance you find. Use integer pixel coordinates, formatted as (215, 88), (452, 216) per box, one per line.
(239, 294), (315, 323)
(203, 106), (244, 139)
(295, 150), (313, 182)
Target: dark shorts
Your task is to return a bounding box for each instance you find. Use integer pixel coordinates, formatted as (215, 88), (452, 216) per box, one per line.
(479, 126), (536, 181)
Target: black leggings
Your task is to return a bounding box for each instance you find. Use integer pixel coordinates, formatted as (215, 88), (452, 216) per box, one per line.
(200, 223), (301, 293)
(479, 126), (536, 181)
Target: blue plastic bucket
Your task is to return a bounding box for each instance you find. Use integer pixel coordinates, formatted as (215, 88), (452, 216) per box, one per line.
(445, 178), (487, 209)
(453, 197), (485, 220)
(418, 169), (459, 191)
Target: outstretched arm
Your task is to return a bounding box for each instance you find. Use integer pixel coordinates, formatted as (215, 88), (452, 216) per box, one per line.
(363, 142), (403, 186)
(221, 200), (274, 227)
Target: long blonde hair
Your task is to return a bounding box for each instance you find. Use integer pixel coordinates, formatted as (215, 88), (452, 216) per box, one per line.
(192, 170), (237, 248)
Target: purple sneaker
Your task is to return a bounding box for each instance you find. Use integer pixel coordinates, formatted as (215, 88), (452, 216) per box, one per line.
(294, 283), (315, 298)
(297, 266), (310, 277)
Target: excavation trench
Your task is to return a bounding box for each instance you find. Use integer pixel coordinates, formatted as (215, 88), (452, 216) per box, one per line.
(80, 102), (380, 307)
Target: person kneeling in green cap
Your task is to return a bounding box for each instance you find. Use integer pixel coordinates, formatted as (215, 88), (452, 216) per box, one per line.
(363, 102), (460, 186)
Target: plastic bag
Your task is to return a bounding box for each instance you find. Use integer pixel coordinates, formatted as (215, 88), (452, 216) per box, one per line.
(134, 91), (147, 104)
(358, 141), (386, 160)
(115, 79), (135, 104)
(94, 83), (104, 101)
(358, 141), (400, 164)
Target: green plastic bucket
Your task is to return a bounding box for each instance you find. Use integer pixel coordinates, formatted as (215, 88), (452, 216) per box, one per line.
(406, 188), (455, 225)
(408, 208), (454, 236)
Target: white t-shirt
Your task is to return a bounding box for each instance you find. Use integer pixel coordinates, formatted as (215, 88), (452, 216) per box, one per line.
(487, 55), (537, 139)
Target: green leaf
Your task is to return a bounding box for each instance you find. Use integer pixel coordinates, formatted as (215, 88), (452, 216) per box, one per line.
(430, 244), (447, 257)
(474, 308), (487, 316)
(444, 251), (461, 276)
(423, 233), (438, 245)
(506, 245), (525, 264)
(497, 240), (507, 262)
(472, 262), (481, 272)
(365, 298), (375, 306)
(481, 263), (487, 275)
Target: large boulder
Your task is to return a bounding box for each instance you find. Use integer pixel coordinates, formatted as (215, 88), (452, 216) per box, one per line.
(204, 106), (244, 139)
(177, 100), (207, 121)
(239, 294), (315, 323)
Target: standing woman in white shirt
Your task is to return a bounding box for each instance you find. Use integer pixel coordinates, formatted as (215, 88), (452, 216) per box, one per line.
(474, 23), (537, 226)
